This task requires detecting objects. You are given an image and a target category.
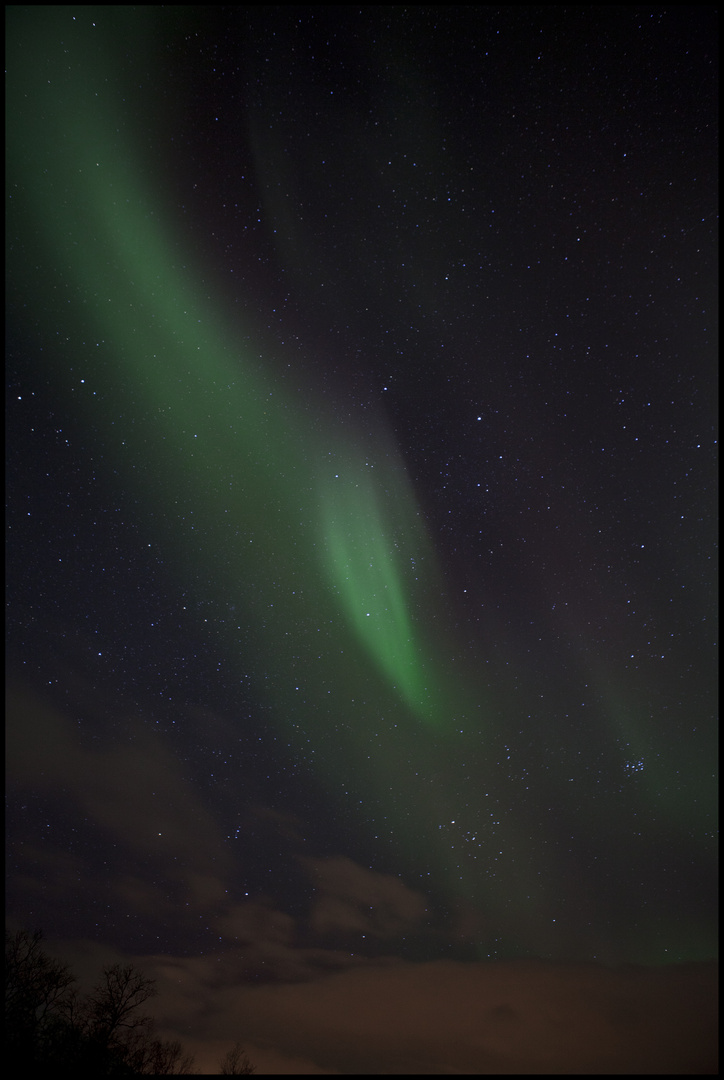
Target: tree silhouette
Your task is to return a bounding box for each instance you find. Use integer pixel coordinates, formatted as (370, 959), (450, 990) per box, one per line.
(219, 1040), (256, 1074)
(5, 930), (196, 1075)
(5, 929), (76, 1064)
(84, 964), (157, 1058)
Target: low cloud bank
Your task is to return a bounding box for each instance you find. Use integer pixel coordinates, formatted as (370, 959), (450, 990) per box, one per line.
(153, 955), (717, 1074)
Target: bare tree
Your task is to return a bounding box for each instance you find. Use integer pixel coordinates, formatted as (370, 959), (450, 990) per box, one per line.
(147, 1037), (197, 1075)
(85, 963), (157, 1050)
(219, 1040), (256, 1074)
(5, 930), (196, 1074)
(5, 929), (76, 1059)
(83, 964), (196, 1074)
(124, 1029), (197, 1075)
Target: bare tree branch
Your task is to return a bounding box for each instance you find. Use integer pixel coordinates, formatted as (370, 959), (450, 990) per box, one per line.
(219, 1040), (256, 1074)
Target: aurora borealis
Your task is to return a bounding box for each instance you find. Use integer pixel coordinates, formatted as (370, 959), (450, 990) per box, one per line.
(6, 6), (718, 1073)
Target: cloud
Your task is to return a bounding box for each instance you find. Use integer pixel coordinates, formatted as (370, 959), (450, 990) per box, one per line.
(6, 679), (229, 881)
(201, 900), (369, 985)
(6, 679), (235, 941)
(9, 678), (717, 1074)
(301, 856), (429, 940)
(28, 851), (718, 1074)
(147, 956), (718, 1074)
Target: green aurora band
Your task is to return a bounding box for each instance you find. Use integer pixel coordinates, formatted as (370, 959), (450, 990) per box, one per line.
(7, 8), (716, 964)
(7, 6), (474, 809)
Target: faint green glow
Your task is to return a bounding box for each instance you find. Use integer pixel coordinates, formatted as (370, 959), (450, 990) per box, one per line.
(592, 669), (717, 850)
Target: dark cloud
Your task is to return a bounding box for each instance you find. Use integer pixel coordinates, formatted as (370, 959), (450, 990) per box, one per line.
(6, 675), (718, 1070)
(144, 954), (718, 1074)
(302, 856), (429, 941)
(7, 680), (228, 871)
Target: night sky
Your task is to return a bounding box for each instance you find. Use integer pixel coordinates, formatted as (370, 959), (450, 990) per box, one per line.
(6, 5), (718, 1074)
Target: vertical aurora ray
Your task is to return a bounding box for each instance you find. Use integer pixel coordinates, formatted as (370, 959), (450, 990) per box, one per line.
(316, 447), (449, 728)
